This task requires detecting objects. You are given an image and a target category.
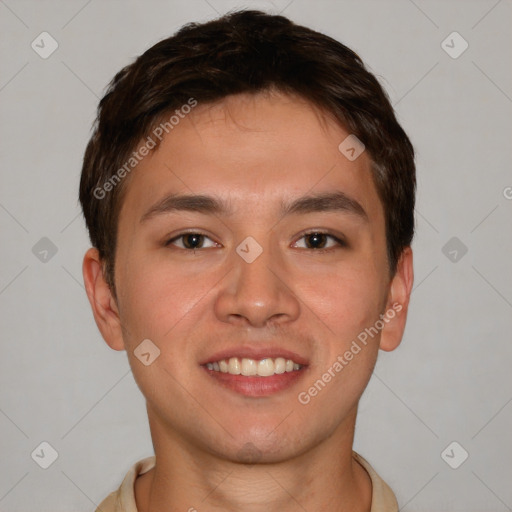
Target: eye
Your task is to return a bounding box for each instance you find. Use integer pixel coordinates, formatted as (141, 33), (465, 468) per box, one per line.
(166, 232), (218, 250)
(293, 231), (346, 252)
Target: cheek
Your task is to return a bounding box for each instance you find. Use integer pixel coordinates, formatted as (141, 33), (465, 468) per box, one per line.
(295, 271), (382, 418)
(116, 255), (208, 350)
(301, 264), (386, 340)
(116, 265), (207, 402)
(296, 265), (384, 403)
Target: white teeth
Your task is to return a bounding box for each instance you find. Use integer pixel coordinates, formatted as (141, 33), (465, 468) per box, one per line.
(206, 357), (303, 377)
(274, 357), (286, 374)
(241, 358), (257, 376)
(228, 357), (241, 375)
(257, 358), (274, 377)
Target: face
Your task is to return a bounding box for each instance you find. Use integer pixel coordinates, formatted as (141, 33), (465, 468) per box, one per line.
(84, 91), (413, 463)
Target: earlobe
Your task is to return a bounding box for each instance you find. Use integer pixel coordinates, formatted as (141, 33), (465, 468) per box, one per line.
(82, 247), (125, 351)
(379, 247), (414, 352)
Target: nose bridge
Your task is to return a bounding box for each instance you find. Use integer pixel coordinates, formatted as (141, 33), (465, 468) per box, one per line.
(237, 234), (278, 296)
(214, 232), (300, 327)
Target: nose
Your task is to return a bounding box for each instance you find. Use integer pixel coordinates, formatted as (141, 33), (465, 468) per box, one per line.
(214, 239), (301, 328)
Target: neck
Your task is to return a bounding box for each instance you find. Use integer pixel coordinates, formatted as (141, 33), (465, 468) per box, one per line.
(135, 409), (372, 512)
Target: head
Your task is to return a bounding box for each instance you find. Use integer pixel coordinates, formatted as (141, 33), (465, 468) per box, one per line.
(80, 10), (415, 463)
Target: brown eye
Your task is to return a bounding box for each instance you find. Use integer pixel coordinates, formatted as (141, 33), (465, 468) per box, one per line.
(304, 232), (328, 249)
(166, 233), (217, 250)
(182, 233), (204, 249)
(294, 231), (345, 251)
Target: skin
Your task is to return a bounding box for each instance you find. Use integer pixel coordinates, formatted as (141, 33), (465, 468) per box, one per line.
(83, 90), (413, 512)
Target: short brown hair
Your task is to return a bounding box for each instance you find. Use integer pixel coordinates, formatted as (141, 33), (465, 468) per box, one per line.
(79, 9), (415, 294)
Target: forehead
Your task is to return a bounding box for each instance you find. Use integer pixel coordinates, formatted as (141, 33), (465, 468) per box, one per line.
(119, 91), (383, 225)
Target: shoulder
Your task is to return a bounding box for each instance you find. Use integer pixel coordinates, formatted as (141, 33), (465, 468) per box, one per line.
(352, 451), (399, 512)
(94, 456), (156, 512)
(95, 489), (118, 512)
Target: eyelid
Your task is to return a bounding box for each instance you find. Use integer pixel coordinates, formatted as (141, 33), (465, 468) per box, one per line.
(291, 229), (347, 250)
(164, 229), (347, 250)
(165, 230), (220, 248)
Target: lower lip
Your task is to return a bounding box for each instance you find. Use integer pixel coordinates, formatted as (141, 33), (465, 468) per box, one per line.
(202, 367), (307, 397)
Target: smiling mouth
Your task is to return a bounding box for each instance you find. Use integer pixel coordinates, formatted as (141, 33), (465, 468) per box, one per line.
(205, 357), (303, 377)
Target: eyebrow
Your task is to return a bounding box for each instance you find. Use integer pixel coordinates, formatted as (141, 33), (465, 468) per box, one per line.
(139, 191), (368, 224)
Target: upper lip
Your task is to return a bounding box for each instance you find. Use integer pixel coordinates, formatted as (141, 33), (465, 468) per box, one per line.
(200, 346), (309, 366)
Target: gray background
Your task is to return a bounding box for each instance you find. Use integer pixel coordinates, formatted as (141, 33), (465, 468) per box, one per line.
(1, 0), (511, 510)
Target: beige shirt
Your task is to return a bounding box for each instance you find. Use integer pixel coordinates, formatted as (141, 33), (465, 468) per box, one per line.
(96, 451), (398, 512)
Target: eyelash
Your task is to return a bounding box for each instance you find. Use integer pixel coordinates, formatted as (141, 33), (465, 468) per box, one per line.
(164, 230), (346, 253)
(294, 230), (347, 253)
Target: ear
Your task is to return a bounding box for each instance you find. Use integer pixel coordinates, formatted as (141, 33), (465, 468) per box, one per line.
(379, 246), (414, 352)
(82, 247), (125, 351)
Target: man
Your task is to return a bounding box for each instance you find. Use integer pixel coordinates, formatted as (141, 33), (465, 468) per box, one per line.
(80, 9), (415, 512)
